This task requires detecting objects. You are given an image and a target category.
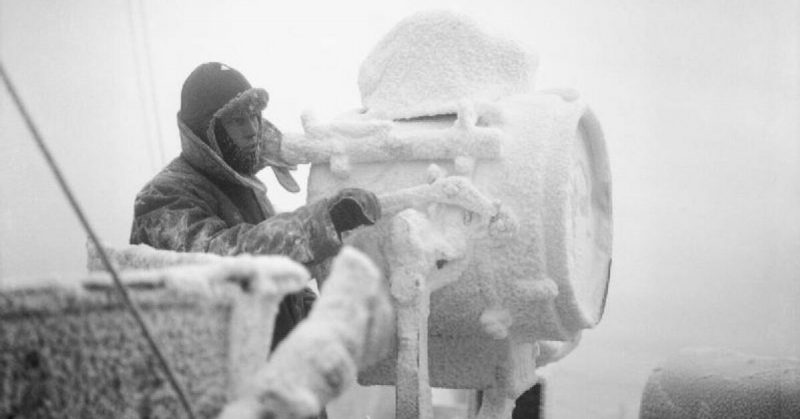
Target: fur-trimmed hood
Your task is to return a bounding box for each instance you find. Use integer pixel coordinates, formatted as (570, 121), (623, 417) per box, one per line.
(178, 88), (300, 193)
(208, 87), (269, 136)
(178, 116), (268, 193)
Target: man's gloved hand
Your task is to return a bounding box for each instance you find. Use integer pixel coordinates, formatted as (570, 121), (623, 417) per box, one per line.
(328, 188), (381, 237)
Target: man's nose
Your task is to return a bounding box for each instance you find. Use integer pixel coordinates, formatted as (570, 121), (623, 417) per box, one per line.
(244, 118), (259, 135)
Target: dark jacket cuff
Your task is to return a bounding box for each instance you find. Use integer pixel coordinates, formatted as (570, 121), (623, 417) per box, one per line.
(304, 197), (342, 262)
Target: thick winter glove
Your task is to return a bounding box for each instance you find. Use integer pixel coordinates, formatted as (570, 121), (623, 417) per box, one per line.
(328, 188), (381, 237)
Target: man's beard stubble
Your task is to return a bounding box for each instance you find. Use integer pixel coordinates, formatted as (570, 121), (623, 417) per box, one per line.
(218, 133), (260, 175)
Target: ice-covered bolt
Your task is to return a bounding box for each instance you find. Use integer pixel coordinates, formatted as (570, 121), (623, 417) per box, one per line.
(454, 156), (476, 176)
(300, 110), (323, 138)
(427, 164), (447, 184)
(488, 207), (519, 241)
(480, 308), (513, 340)
(391, 275), (425, 306)
(443, 182), (460, 198)
(538, 88), (580, 103)
(330, 154), (351, 179)
(456, 101), (478, 128)
(463, 211), (474, 226)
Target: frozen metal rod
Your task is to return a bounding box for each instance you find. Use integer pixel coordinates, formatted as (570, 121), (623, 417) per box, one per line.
(0, 62), (198, 419)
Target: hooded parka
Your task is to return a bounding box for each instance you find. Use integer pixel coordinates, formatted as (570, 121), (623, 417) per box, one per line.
(131, 82), (341, 349)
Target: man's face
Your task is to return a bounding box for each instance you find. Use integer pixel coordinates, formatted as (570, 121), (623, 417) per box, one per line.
(219, 112), (261, 174)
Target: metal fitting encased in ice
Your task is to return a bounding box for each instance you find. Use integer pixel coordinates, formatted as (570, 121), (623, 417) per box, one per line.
(299, 92), (612, 398)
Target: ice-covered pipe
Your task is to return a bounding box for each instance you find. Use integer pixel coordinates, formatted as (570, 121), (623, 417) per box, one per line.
(283, 109), (504, 165)
(640, 348), (800, 419)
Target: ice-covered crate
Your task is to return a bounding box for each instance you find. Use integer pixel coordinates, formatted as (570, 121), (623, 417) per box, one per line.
(0, 285), (231, 418)
(3, 245), (312, 418)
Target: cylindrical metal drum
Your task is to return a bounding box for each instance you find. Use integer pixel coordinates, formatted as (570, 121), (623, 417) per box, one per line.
(305, 92), (612, 387)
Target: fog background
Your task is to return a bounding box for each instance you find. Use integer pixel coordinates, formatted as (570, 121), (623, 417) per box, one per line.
(1, 1), (798, 417)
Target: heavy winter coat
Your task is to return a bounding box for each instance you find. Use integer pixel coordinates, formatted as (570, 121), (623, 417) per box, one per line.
(131, 117), (341, 348)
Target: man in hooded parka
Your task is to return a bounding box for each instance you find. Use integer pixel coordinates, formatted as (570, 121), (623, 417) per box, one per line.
(130, 62), (380, 351)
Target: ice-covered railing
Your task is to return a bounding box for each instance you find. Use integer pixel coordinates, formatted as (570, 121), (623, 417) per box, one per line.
(2, 244), (392, 418)
(282, 104), (505, 180)
(281, 10), (613, 419)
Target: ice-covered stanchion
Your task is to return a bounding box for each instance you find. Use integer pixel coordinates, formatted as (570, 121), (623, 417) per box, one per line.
(218, 247), (394, 419)
(283, 10), (613, 419)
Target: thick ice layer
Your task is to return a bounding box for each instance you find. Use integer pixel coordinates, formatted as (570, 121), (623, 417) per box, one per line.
(305, 93), (612, 419)
(86, 241), (222, 271)
(6, 243), (393, 417)
(218, 247), (393, 419)
(279, 10), (612, 419)
(358, 10), (537, 119)
(281, 106), (505, 172)
(86, 243), (310, 303)
(1, 247), (310, 418)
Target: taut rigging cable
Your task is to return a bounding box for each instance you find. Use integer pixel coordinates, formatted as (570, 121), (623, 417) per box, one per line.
(0, 61), (198, 419)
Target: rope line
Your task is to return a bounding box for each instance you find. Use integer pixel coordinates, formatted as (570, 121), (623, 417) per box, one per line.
(0, 62), (198, 419)
(135, 0), (168, 165)
(125, 0), (162, 172)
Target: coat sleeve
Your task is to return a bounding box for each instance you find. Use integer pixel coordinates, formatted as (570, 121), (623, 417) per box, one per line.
(130, 176), (341, 264)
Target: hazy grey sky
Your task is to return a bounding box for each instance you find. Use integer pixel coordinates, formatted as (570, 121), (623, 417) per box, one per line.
(1, 1), (798, 417)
